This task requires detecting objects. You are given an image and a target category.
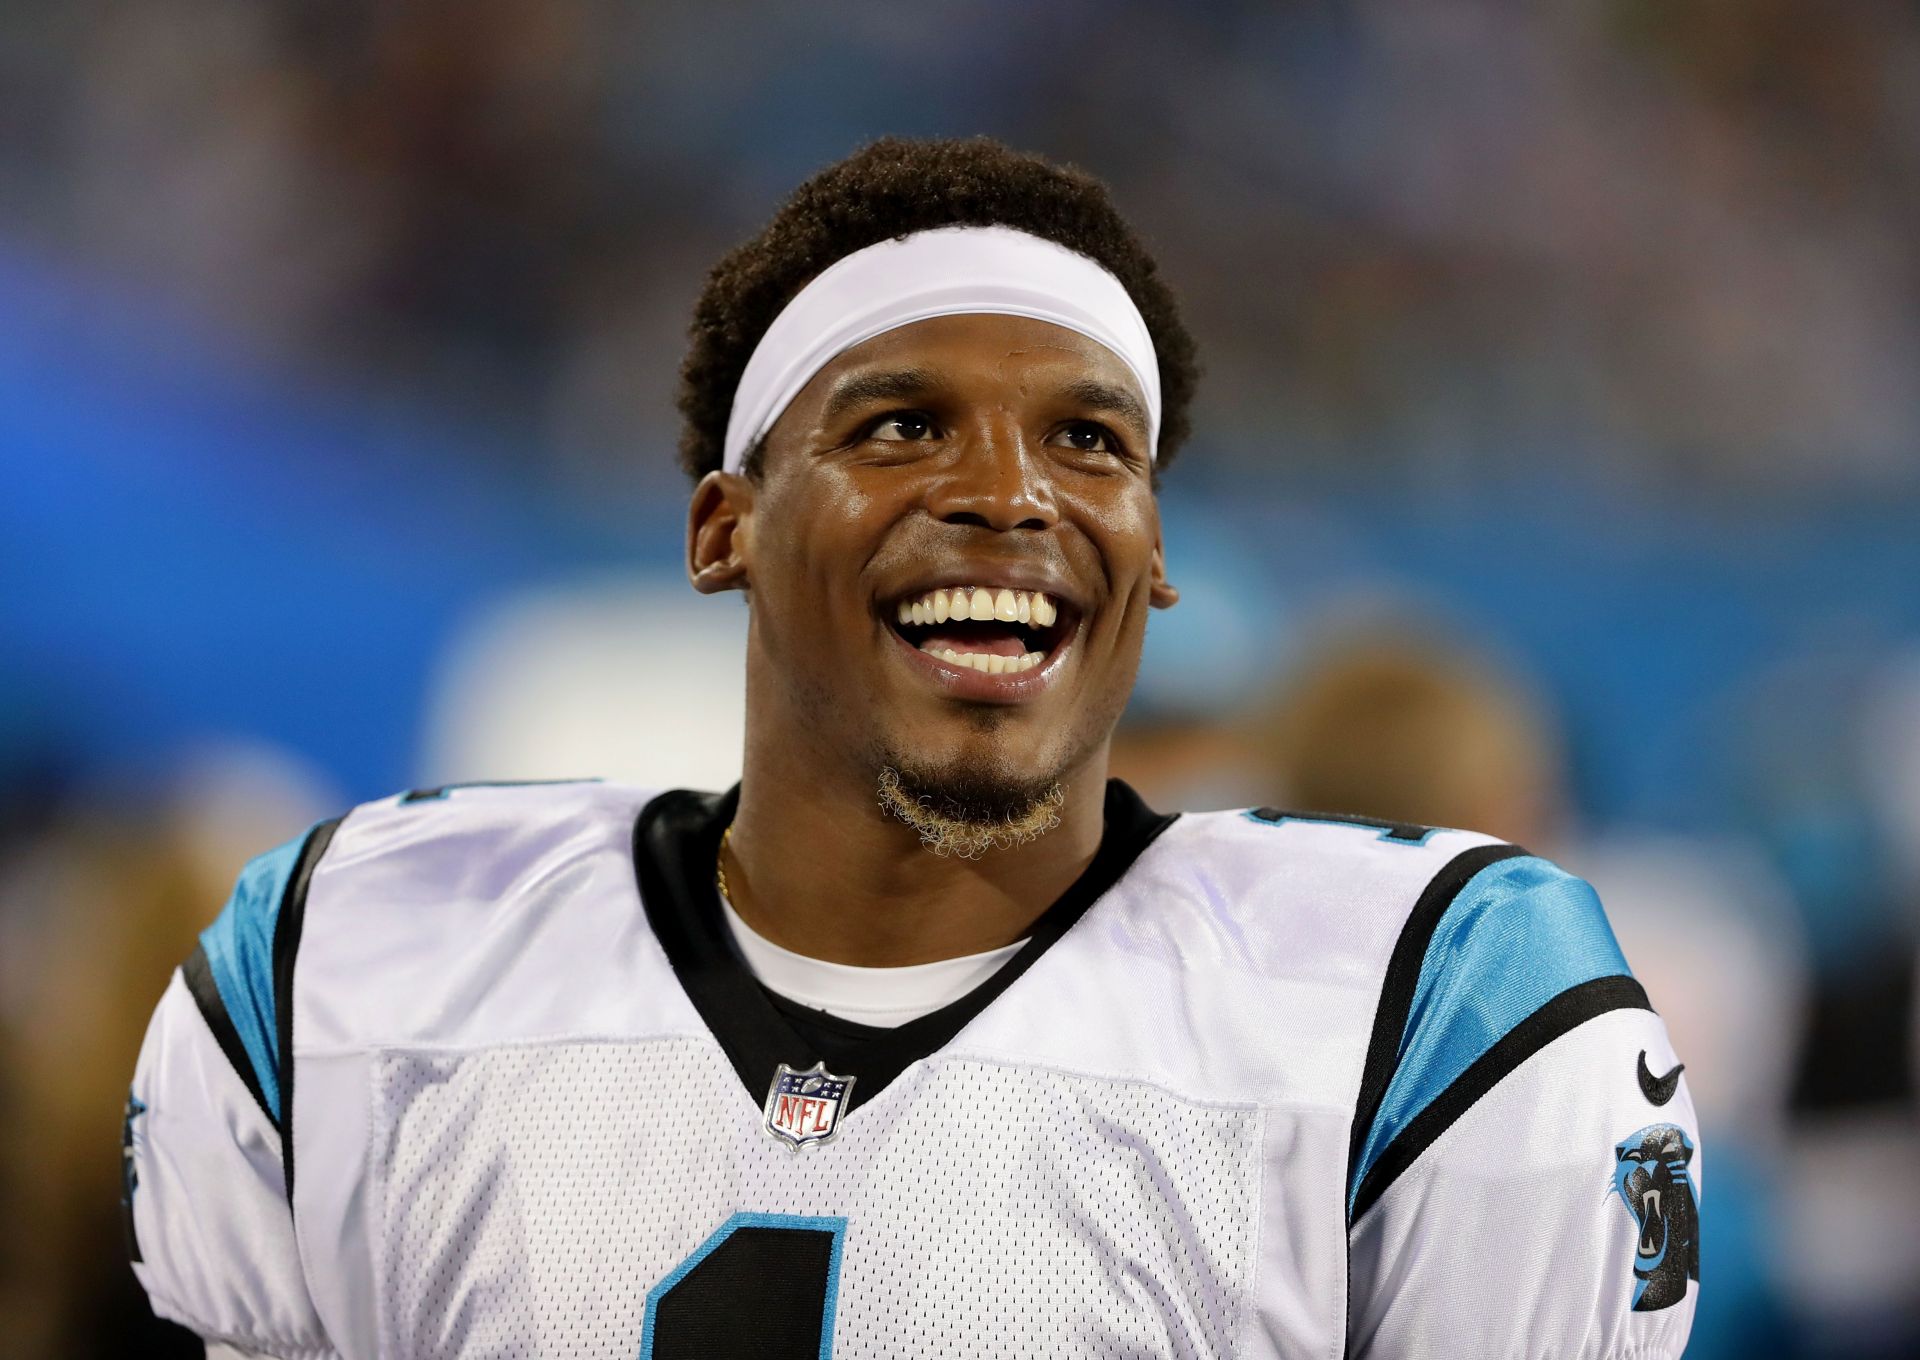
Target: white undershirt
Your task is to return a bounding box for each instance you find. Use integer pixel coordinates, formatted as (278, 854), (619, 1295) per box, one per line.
(720, 896), (1027, 1028)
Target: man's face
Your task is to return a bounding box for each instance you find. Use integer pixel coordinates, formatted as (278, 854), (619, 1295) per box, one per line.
(698, 312), (1176, 808)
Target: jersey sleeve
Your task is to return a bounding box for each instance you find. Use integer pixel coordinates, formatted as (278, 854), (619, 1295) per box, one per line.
(1344, 851), (1700, 1359)
(125, 828), (341, 1359)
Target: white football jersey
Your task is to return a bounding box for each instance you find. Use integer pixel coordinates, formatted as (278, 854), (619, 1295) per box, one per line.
(125, 780), (1700, 1358)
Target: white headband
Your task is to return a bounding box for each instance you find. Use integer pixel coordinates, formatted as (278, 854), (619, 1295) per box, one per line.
(721, 225), (1160, 474)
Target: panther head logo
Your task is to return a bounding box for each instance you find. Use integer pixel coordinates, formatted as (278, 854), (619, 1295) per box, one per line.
(1612, 1123), (1699, 1311)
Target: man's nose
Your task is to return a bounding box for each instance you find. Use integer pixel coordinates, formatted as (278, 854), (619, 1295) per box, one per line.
(922, 422), (1059, 532)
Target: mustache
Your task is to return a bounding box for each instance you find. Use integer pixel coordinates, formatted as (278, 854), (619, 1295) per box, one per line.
(868, 521), (1078, 582)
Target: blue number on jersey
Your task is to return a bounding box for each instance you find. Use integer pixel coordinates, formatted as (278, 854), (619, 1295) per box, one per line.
(640, 1213), (846, 1360)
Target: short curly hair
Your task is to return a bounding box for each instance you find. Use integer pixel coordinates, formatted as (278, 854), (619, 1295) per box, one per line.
(676, 136), (1200, 481)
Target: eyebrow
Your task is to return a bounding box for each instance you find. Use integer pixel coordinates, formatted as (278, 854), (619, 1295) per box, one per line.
(815, 367), (948, 429)
(1055, 377), (1150, 437)
(812, 365), (1151, 439)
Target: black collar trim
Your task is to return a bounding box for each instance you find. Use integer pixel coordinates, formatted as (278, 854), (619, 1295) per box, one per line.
(631, 780), (1177, 1114)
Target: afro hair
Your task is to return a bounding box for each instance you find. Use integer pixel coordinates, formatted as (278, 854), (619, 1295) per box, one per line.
(676, 136), (1199, 481)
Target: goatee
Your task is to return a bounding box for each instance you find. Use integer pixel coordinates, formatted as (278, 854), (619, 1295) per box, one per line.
(875, 764), (1066, 859)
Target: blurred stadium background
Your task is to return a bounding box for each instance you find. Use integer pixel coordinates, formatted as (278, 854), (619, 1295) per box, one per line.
(3, 1), (1918, 1354)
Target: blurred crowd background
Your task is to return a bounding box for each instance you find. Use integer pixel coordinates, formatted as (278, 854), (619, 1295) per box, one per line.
(3, 0), (1918, 1354)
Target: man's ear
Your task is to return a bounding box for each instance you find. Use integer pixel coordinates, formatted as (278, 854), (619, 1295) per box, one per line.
(1148, 521), (1179, 609)
(687, 471), (754, 594)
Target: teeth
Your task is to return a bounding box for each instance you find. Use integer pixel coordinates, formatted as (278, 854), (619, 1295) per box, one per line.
(890, 587), (1059, 622)
(895, 586), (1064, 632)
(918, 645), (1048, 675)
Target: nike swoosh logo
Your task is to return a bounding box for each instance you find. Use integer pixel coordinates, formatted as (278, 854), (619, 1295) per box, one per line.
(1637, 1051), (1684, 1106)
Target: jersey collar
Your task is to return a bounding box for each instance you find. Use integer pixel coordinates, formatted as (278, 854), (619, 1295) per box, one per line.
(631, 780), (1177, 1116)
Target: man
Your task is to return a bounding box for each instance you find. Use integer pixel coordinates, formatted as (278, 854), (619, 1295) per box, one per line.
(126, 138), (1699, 1358)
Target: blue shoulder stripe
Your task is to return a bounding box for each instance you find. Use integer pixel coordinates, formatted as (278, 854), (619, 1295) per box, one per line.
(193, 820), (334, 1123)
(1348, 854), (1632, 1214)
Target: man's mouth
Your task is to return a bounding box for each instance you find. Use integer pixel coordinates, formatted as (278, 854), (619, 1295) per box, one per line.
(886, 585), (1074, 675)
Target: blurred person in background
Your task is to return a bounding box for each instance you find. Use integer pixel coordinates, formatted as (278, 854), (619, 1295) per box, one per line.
(1867, 649), (1920, 1106)
(1716, 648), (1920, 1354)
(1254, 624), (1565, 851)
(0, 748), (333, 1356)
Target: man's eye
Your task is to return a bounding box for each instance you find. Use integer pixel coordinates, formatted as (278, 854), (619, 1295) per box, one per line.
(1051, 421), (1116, 453)
(869, 412), (937, 442)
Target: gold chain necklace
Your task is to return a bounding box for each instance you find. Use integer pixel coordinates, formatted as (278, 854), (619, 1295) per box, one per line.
(715, 823), (735, 904)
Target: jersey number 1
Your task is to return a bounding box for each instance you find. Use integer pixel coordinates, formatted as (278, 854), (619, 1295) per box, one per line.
(640, 1213), (846, 1359)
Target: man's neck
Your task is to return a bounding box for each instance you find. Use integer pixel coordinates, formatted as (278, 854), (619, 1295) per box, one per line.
(723, 751), (1110, 968)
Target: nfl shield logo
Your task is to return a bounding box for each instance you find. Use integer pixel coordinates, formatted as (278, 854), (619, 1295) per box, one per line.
(762, 1061), (855, 1151)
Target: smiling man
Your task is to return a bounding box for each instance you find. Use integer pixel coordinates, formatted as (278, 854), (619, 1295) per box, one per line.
(125, 139), (1699, 1359)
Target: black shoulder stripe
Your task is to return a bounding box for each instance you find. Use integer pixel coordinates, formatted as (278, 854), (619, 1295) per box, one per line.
(1348, 974), (1651, 1222)
(181, 942), (277, 1127)
(1345, 842), (1527, 1204)
(272, 815), (342, 1205)
(1247, 807), (1439, 844)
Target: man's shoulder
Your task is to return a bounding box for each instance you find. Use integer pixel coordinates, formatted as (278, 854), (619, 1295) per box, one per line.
(308, 776), (676, 909)
(990, 800), (1640, 1120)
(956, 806), (1569, 1108)
(1143, 804), (1621, 982)
(290, 779), (692, 1051)
(1140, 805), (1509, 944)
(300, 777), (668, 926)
(1161, 803), (1504, 870)
(328, 777), (665, 859)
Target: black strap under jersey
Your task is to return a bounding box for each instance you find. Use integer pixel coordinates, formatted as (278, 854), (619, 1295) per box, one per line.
(631, 781), (1177, 1115)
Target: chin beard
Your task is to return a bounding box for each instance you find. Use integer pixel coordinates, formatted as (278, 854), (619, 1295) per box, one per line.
(875, 762), (1066, 859)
